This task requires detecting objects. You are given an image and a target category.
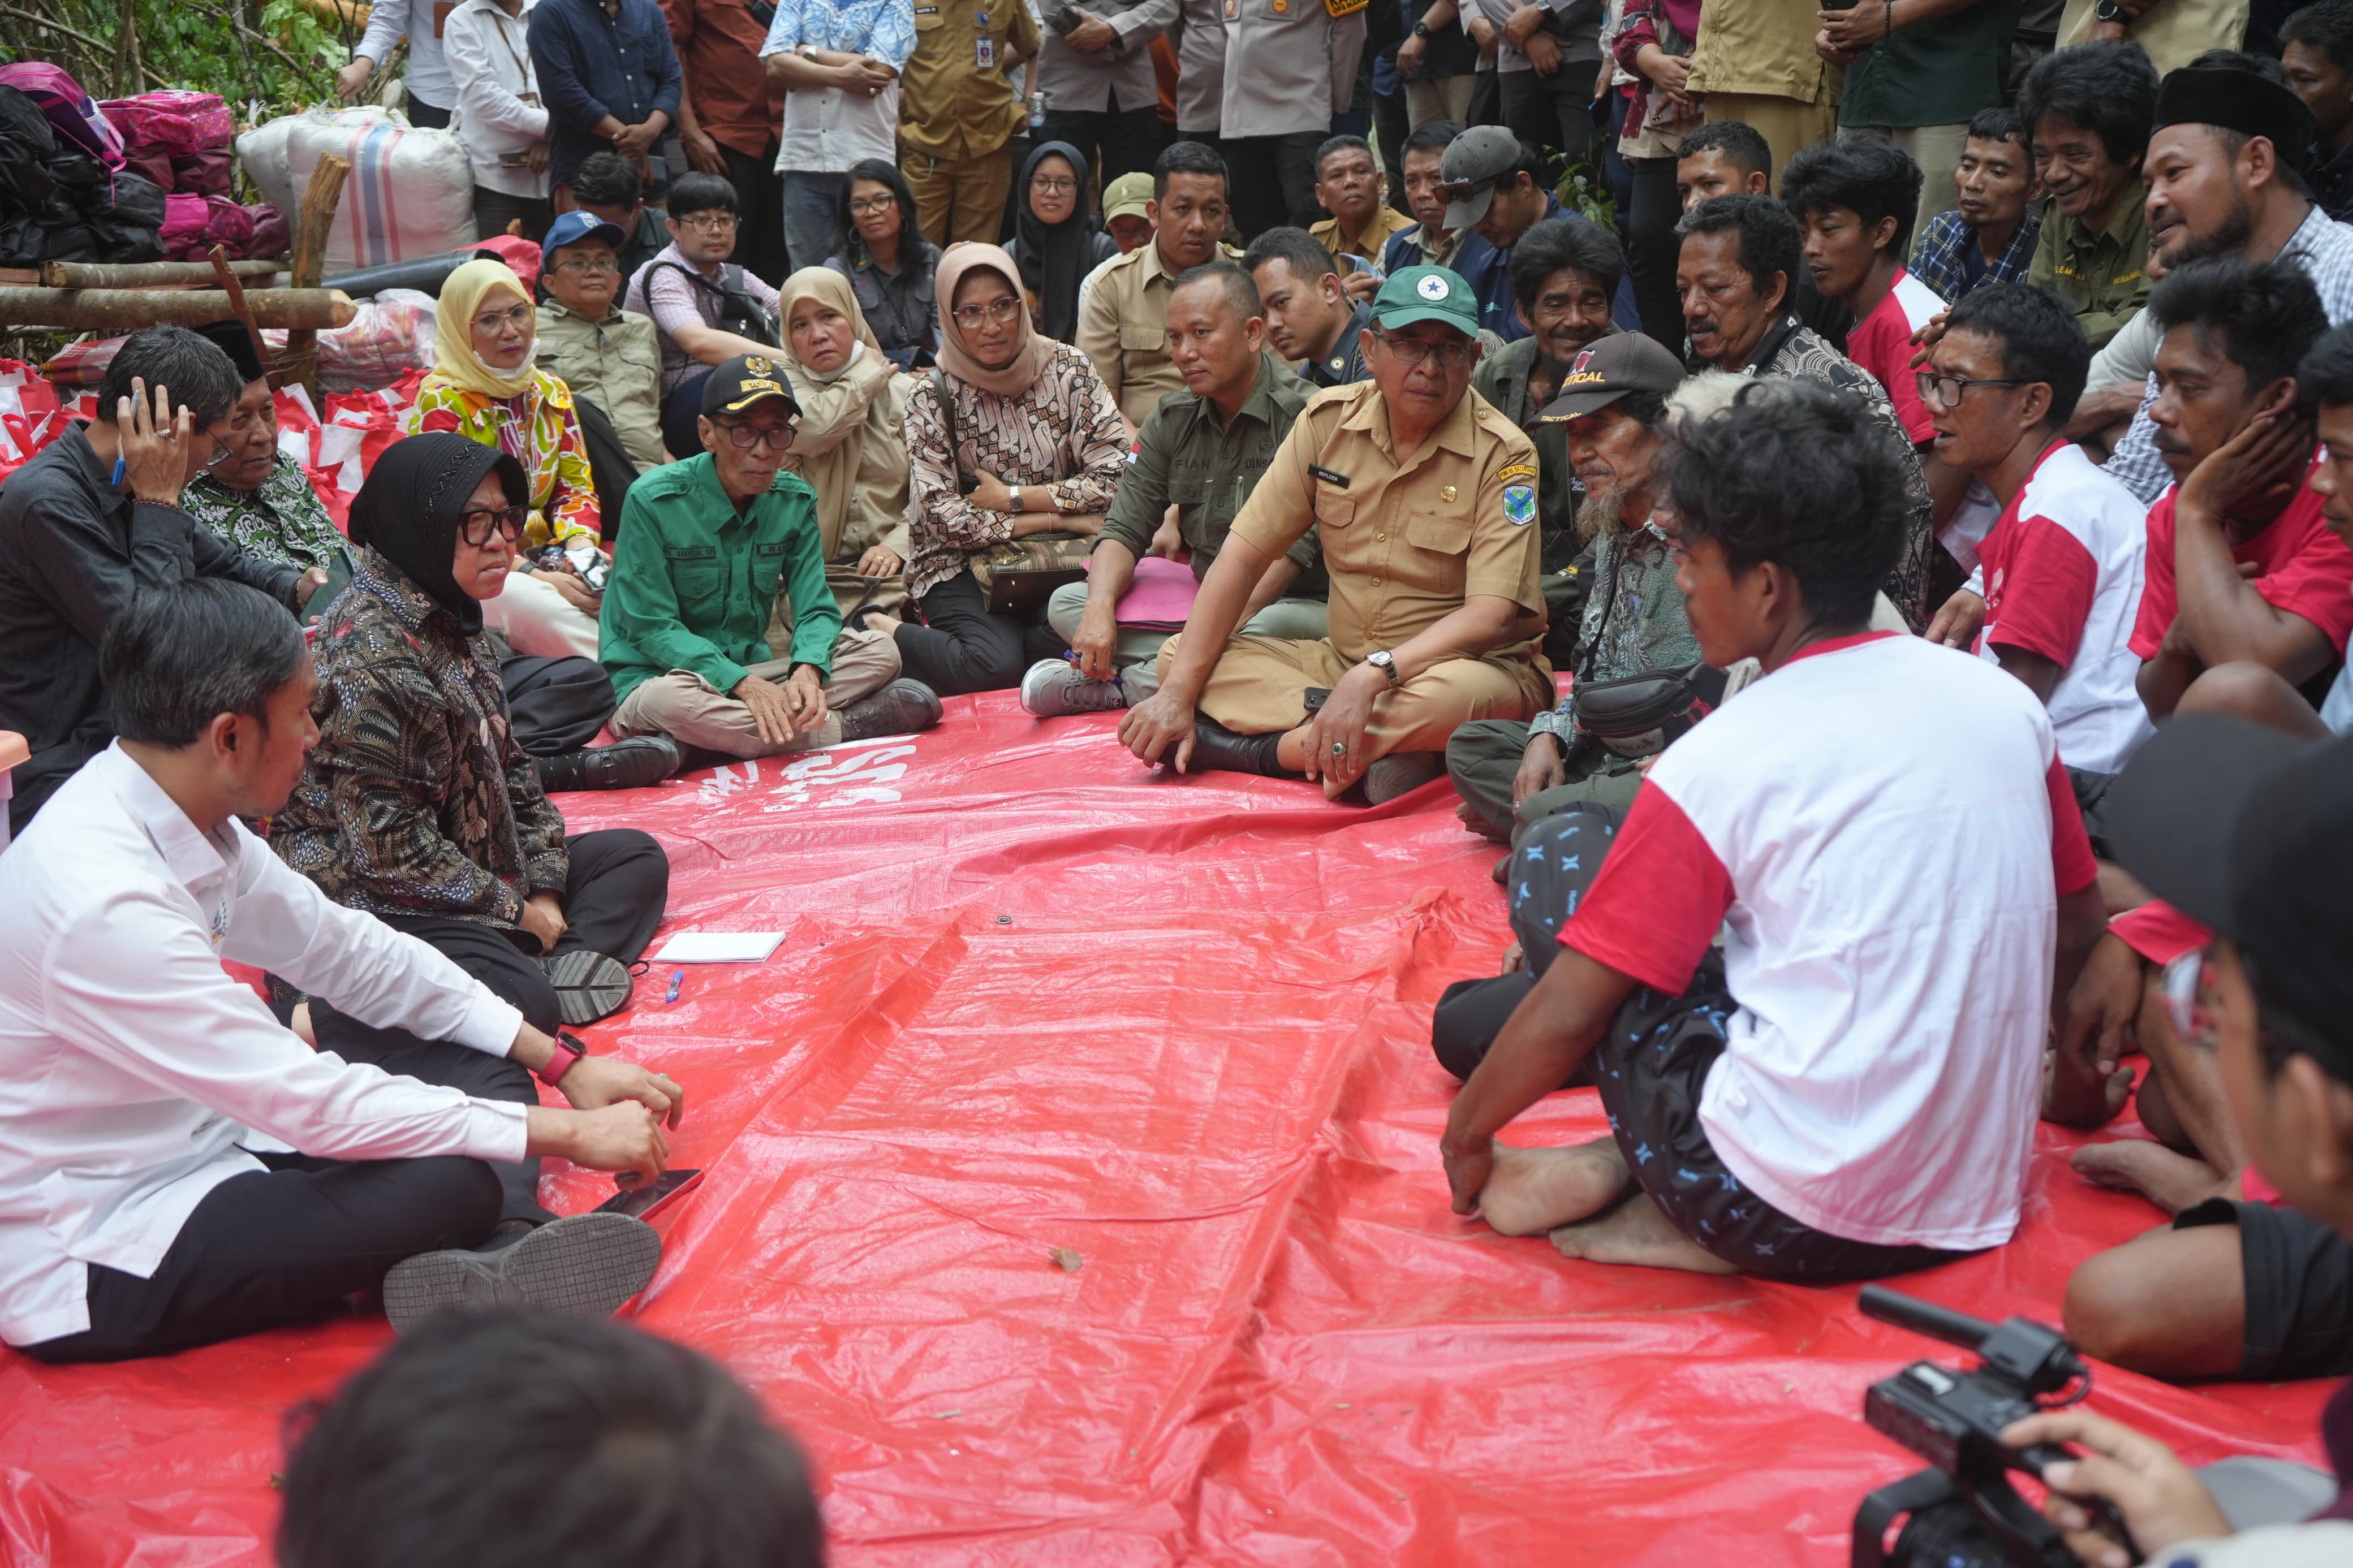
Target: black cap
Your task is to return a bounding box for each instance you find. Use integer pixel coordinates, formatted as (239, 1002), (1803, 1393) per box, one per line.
(2153, 63), (2318, 180)
(699, 353), (801, 419)
(2107, 714), (2353, 1069)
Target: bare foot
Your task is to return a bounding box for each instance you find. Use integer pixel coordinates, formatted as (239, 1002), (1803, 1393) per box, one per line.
(2042, 1047), (2134, 1127)
(857, 608), (903, 634)
(1455, 800), (1511, 843)
(1550, 1191), (1739, 1274)
(2071, 1139), (2222, 1216)
(290, 1000), (317, 1047)
(1476, 1138), (1632, 1237)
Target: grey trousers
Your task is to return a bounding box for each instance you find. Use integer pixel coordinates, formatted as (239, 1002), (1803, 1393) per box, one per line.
(1445, 717), (1648, 841)
(1045, 581), (1329, 701)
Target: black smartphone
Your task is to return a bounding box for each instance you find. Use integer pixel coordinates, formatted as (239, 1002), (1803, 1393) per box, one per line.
(596, 1168), (703, 1221)
(1303, 686), (1331, 712)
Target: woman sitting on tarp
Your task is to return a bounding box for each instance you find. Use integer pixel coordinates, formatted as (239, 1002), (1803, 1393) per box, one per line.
(854, 243), (1126, 697)
(408, 258), (608, 664)
(1008, 141), (1118, 346)
(774, 267), (913, 620)
(823, 159), (940, 372)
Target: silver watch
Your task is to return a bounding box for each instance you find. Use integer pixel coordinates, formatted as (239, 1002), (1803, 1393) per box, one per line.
(1366, 649), (1400, 687)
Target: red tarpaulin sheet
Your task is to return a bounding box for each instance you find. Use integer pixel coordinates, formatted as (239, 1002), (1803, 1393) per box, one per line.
(0, 693), (2333, 1565)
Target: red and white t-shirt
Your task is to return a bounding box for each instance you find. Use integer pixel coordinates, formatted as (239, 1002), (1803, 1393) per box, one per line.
(2130, 472), (2353, 662)
(1561, 633), (2098, 1251)
(1843, 269), (1946, 444)
(1968, 441), (2153, 774)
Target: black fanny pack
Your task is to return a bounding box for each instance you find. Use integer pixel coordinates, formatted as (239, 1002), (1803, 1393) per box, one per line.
(1570, 662), (1726, 757)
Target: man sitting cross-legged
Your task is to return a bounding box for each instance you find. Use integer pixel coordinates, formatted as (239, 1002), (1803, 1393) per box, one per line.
(1117, 264), (1555, 804)
(1440, 378), (2107, 1278)
(0, 578), (683, 1362)
(605, 356), (941, 758)
(1022, 262), (1328, 718)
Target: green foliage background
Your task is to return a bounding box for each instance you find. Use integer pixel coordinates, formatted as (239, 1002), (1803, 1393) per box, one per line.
(0, 0), (346, 115)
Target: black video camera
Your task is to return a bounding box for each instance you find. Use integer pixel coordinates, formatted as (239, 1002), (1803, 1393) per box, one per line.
(1853, 1285), (2134, 1568)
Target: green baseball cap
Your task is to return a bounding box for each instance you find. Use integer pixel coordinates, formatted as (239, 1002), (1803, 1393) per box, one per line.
(1371, 265), (1480, 337)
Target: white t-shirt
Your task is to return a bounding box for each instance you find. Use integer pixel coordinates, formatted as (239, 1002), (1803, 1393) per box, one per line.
(1967, 440), (2153, 775)
(1562, 632), (2099, 1251)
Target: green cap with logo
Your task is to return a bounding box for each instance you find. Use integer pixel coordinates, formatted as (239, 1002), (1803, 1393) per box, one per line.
(1370, 265), (1480, 338)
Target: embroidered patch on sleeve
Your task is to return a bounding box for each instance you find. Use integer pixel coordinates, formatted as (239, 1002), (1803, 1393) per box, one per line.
(1496, 461), (1539, 485)
(1502, 484), (1536, 526)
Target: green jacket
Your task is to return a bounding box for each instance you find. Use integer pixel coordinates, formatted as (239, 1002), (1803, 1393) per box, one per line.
(1472, 334), (1581, 574)
(601, 453), (839, 703)
(2026, 183), (2149, 351)
(1096, 353), (1326, 592)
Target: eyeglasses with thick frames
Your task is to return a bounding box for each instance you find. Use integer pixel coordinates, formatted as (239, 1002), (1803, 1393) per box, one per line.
(950, 297), (1024, 330)
(458, 505), (530, 548)
(847, 196), (898, 215)
(1915, 370), (2024, 409)
(1028, 175), (1079, 195)
(1368, 326), (1477, 371)
(678, 211), (739, 233)
(712, 419), (795, 450)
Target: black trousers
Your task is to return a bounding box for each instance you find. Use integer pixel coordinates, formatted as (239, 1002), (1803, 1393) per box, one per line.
(1372, 89), (1413, 219)
(405, 96), (453, 129)
(1226, 130), (1326, 239)
(1498, 72), (1598, 165)
(720, 139), (790, 288)
(568, 395), (641, 534)
(1040, 106), (1169, 188)
(1624, 155), (1683, 350)
(661, 371), (714, 470)
(472, 184), (554, 245)
(19, 1151), (499, 1363)
(501, 654), (617, 757)
(895, 569), (1063, 696)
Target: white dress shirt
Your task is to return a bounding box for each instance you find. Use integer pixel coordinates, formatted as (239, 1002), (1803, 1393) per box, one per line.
(0, 746), (529, 1347)
(359, 0), (459, 112)
(446, 0), (552, 197)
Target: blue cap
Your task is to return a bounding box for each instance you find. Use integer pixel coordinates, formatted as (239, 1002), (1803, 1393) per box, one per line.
(542, 209), (626, 257)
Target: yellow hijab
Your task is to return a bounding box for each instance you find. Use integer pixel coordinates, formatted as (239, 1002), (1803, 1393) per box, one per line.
(425, 258), (539, 400)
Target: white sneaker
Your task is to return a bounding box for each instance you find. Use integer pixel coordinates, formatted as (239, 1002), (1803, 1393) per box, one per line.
(1019, 658), (1130, 717)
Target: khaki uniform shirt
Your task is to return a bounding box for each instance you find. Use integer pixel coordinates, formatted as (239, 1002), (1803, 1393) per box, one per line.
(900, 0), (1042, 161)
(1229, 379), (1551, 707)
(2057, 0), (2249, 76)
(533, 301), (665, 469)
(1686, 0), (1839, 105)
(1310, 205), (1415, 267)
(1075, 236), (1243, 427)
(1219, 0), (1365, 139)
(1098, 353), (1326, 589)
(2026, 183), (2148, 352)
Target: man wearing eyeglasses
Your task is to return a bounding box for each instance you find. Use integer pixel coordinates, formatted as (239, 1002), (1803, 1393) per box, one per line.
(623, 172), (787, 457)
(1118, 265), (1555, 803)
(604, 356), (943, 757)
(537, 210), (666, 473)
(0, 327), (325, 837)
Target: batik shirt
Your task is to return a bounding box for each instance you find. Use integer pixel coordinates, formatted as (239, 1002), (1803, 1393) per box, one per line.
(408, 370), (602, 549)
(180, 452), (348, 572)
(272, 548), (570, 931)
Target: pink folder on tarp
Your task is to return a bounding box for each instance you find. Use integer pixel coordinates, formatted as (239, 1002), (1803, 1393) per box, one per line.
(1087, 553), (1200, 627)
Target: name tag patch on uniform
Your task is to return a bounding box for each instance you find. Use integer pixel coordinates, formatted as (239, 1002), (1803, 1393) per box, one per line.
(1308, 464), (1351, 487)
(1497, 461), (1537, 486)
(1503, 484), (1536, 526)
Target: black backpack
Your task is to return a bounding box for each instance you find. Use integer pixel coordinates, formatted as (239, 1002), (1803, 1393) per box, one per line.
(644, 259), (779, 349)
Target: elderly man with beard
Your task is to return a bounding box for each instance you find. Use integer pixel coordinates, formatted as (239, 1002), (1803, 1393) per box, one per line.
(1445, 333), (1694, 857)
(1676, 193), (1942, 628)
(2098, 52), (2353, 506)
(1470, 216), (1622, 665)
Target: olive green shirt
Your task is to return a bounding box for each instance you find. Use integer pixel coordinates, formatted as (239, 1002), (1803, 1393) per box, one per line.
(1095, 355), (1328, 594)
(2026, 182), (2149, 351)
(1472, 331), (1587, 576)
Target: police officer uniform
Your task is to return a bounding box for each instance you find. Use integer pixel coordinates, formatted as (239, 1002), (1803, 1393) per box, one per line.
(1218, 0), (1369, 235)
(1159, 266), (1554, 797)
(1299, 301), (1375, 389)
(1049, 353), (1329, 697)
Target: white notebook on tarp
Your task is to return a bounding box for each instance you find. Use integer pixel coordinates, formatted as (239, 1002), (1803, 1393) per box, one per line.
(652, 931), (786, 964)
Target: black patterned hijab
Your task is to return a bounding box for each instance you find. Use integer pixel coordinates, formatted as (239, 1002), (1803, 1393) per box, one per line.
(347, 431), (528, 635)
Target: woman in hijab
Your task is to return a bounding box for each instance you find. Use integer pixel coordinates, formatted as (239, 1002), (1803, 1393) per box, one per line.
(824, 158), (940, 370)
(857, 243), (1127, 696)
(774, 266), (915, 617)
(273, 434), (679, 1073)
(1009, 141), (1118, 344)
(409, 257), (607, 662)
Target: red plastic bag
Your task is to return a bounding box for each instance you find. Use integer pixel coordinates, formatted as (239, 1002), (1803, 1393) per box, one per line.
(472, 232), (542, 296)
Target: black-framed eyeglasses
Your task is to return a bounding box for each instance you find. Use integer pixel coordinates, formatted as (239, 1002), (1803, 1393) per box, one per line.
(1028, 175), (1079, 195)
(1915, 370), (2024, 409)
(1368, 325), (1478, 371)
(847, 196), (898, 215)
(458, 505), (529, 548)
(712, 418), (795, 450)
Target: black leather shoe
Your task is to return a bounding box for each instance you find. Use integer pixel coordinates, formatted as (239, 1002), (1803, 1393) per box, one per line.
(1166, 716), (1291, 776)
(839, 678), (944, 741)
(533, 736), (682, 793)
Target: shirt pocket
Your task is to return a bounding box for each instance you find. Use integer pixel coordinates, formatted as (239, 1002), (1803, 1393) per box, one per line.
(1119, 324), (1165, 357)
(1313, 486), (1356, 530)
(748, 539), (791, 609)
(912, 2), (945, 27)
(663, 543), (725, 615)
(1400, 508), (1472, 592)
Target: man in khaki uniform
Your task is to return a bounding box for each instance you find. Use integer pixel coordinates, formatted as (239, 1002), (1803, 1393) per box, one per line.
(898, 0), (1042, 246)
(1688, 0), (1841, 192)
(1120, 265), (1555, 802)
(1078, 141), (1240, 429)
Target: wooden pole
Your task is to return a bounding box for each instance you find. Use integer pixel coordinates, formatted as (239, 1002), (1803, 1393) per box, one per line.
(206, 246), (275, 381)
(0, 288), (357, 330)
(40, 259), (290, 288)
(281, 155), (352, 399)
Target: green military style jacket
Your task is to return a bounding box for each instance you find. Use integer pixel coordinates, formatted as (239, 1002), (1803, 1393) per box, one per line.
(1472, 332), (1586, 576)
(601, 452), (841, 704)
(1095, 353), (1329, 595)
(2026, 181), (2149, 351)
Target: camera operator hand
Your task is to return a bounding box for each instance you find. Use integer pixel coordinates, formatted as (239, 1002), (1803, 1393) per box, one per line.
(2000, 1409), (2232, 1566)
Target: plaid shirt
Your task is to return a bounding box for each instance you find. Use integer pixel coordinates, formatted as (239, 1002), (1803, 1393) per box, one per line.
(1907, 206), (2045, 304)
(2106, 205), (2353, 504)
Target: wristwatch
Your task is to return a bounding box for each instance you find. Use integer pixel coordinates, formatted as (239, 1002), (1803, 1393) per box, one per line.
(1410, 19), (1432, 36)
(1366, 649), (1400, 687)
(534, 1029), (587, 1088)
(1009, 485), (1023, 513)
(797, 40), (821, 58)
(2093, 0), (2123, 17)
